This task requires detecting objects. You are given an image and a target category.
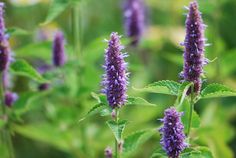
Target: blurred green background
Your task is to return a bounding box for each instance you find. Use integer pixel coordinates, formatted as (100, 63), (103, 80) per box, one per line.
(1, 0), (235, 157)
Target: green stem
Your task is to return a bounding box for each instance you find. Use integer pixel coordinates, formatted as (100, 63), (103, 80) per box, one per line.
(71, 2), (81, 59)
(71, 1), (83, 91)
(187, 85), (194, 136)
(0, 72), (15, 158)
(115, 108), (119, 158)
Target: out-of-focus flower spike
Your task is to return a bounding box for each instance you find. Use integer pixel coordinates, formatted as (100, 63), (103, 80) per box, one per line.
(0, 2), (10, 72)
(52, 31), (66, 67)
(123, 0), (145, 46)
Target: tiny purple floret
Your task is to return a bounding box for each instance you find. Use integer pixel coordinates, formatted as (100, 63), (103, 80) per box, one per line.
(104, 146), (113, 158)
(5, 91), (18, 107)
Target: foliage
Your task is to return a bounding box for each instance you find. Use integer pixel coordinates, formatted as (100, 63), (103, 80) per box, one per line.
(0, 0), (235, 158)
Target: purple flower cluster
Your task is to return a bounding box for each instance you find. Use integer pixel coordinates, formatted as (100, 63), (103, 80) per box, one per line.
(123, 0), (145, 46)
(160, 107), (187, 158)
(5, 91), (18, 107)
(102, 32), (129, 108)
(180, 1), (207, 94)
(104, 146), (113, 158)
(52, 31), (66, 67)
(0, 2), (10, 72)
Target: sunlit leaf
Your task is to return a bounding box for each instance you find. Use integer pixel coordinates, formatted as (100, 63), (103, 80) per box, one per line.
(91, 92), (107, 105)
(178, 100), (201, 133)
(13, 92), (44, 115)
(79, 103), (106, 122)
(6, 27), (29, 36)
(181, 147), (213, 158)
(41, 0), (70, 25)
(151, 147), (213, 158)
(126, 97), (157, 107)
(201, 83), (236, 99)
(10, 60), (49, 83)
(15, 42), (52, 60)
(123, 129), (155, 155)
(134, 80), (181, 95)
(100, 107), (112, 116)
(150, 148), (167, 158)
(176, 82), (193, 107)
(13, 124), (71, 151)
(106, 119), (128, 141)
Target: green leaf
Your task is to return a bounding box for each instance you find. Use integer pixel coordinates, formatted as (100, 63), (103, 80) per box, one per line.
(106, 120), (128, 141)
(41, 0), (70, 25)
(79, 93), (112, 121)
(100, 107), (112, 116)
(178, 100), (201, 133)
(0, 119), (6, 128)
(126, 97), (157, 107)
(150, 148), (167, 158)
(0, 145), (8, 158)
(13, 124), (71, 152)
(181, 147), (213, 158)
(134, 80), (181, 95)
(15, 42), (52, 60)
(79, 103), (106, 122)
(176, 82), (193, 107)
(6, 27), (29, 36)
(13, 92), (44, 115)
(10, 60), (49, 83)
(91, 92), (107, 105)
(201, 83), (236, 99)
(123, 130), (155, 155)
(151, 147), (213, 158)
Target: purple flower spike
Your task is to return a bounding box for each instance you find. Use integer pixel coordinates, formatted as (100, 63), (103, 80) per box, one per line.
(52, 31), (66, 67)
(159, 107), (187, 158)
(102, 32), (129, 108)
(181, 1), (207, 94)
(124, 0), (145, 46)
(104, 146), (113, 158)
(0, 3), (10, 72)
(0, 3), (6, 42)
(5, 91), (18, 107)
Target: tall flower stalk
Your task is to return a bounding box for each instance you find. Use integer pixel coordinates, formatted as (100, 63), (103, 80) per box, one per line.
(0, 2), (15, 158)
(180, 1), (207, 135)
(102, 32), (129, 158)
